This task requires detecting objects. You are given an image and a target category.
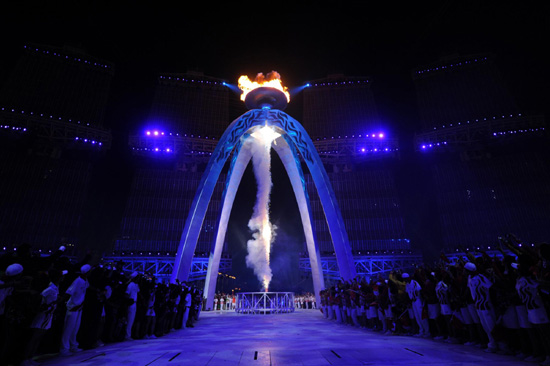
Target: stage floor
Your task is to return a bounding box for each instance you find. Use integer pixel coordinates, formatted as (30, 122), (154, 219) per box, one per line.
(41, 309), (529, 366)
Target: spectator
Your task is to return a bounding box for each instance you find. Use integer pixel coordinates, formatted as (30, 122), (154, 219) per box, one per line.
(60, 264), (90, 356)
(144, 282), (157, 338)
(1, 263), (39, 366)
(21, 269), (63, 366)
(403, 272), (430, 337)
(465, 262), (503, 353)
(516, 254), (550, 364)
(125, 272), (140, 341)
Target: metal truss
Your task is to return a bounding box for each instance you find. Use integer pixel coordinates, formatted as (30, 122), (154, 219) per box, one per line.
(312, 136), (400, 164)
(103, 256), (232, 282)
(414, 114), (546, 151)
(300, 254), (423, 280)
(235, 292), (295, 314)
(128, 132), (402, 165)
(128, 133), (218, 162)
(0, 112), (112, 149)
(440, 250), (511, 265)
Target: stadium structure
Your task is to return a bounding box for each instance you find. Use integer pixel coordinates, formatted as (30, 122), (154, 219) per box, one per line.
(1, 45), (548, 294)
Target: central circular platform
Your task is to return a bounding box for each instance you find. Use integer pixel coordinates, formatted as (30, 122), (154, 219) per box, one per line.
(244, 87), (288, 110)
(235, 292), (295, 314)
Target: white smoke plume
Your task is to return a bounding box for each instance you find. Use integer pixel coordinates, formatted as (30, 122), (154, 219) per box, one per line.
(245, 126), (279, 291)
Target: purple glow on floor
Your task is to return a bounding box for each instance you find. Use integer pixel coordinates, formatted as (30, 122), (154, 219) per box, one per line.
(38, 310), (527, 366)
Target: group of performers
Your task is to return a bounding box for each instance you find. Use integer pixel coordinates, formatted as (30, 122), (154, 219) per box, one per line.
(318, 237), (550, 365)
(294, 293), (316, 309)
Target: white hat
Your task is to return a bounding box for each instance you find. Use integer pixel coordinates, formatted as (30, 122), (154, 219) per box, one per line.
(511, 263), (518, 269)
(62, 270), (69, 275)
(130, 271), (138, 279)
(6, 263), (23, 276)
(80, 264), (91, 274)
(59, 246), (66, 252)
(464, 262), (477, 272)
(402, 273), (410, 279)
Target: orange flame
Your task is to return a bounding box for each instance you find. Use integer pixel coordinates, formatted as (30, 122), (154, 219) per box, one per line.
(238, 71), (290, 102)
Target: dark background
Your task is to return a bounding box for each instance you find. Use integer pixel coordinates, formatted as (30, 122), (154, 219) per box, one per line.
(1, 2), (546, 116)
(0, 1), (547, 290)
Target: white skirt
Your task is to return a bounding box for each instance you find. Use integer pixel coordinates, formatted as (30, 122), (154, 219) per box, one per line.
(515, 305), (531, 329)
(527, 307), (549, 325)
(440, 304), (452, 316)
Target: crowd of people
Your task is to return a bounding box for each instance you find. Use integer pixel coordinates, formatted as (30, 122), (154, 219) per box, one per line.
(3, 235), (549, 366)
(0, 244), (203, 366)
(319, 235), (550, 366)
(212, 293), (236, 310)
(294, 293), (317, 309)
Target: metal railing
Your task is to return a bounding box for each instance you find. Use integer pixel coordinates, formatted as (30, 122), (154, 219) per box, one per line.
(235, 292), (295, 314)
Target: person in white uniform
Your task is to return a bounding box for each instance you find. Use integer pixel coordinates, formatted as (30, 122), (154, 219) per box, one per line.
(21, 269), (63, 365)
(182, 286), (192, 328)
(435, 272), (460, 343)
(515, 256), (550, 365)
(465, 262), (500, 353)
(60, 264), (90, 356)
(125, 271), (140, 340)
(403, 272), (430, 337)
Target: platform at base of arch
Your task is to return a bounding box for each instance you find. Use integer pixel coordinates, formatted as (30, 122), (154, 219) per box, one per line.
(235, 292), (295, 314)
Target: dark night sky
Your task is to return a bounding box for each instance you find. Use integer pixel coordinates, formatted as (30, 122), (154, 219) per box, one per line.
(1, 1), (547, 134)
(0, 2), (547, 288)
(1, 2), (547, 159)
(1, 2), (546, 108)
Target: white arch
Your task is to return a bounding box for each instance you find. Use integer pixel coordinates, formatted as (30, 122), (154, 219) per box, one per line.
(203, 136), (253, 309)
(171, 109), (356, 302)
